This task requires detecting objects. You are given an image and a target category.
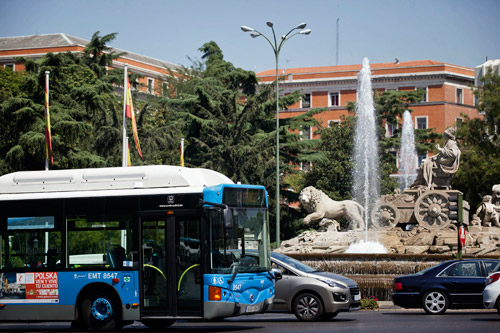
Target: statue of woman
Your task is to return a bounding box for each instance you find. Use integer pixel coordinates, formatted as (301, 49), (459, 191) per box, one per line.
(411, 127), (460, 189)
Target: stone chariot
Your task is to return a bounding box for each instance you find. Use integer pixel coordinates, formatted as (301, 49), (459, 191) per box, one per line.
(371, 188), (469, 231)
(371, 127), (468, 231)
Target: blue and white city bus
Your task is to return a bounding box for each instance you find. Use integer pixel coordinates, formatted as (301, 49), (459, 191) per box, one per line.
(0, 165), (274, 330)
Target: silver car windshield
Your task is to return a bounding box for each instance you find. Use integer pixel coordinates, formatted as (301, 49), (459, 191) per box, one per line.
(272, 252), (317, 273)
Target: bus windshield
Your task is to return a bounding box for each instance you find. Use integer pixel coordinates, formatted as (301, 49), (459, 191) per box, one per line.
(209, 207), (270, 274)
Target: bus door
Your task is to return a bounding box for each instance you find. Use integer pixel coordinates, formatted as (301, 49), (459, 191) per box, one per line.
(140, 214), (202, 317)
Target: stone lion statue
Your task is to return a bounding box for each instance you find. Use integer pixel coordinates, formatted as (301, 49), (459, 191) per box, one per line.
(299, 186), (365, 230)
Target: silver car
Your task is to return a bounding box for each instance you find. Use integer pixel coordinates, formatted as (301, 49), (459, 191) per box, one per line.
(270, 252), (361, 321)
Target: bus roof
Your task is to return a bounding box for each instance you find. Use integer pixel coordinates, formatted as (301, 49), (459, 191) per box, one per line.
(0, 165), (234, 195)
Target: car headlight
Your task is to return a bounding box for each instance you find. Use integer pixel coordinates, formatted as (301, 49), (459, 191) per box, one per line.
(317, 278), (347, 289)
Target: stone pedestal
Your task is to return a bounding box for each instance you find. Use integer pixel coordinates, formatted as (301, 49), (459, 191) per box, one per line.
(278, 226), (500, 256)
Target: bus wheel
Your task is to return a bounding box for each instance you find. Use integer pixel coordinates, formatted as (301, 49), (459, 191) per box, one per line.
(82, 289), (122, 331)
(142, 319), (175, 329)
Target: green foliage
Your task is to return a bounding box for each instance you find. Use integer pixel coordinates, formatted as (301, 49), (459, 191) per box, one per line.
(160, 41), (325, 242)
(0, 67), (23, 103)
(303, 116), (355, 200)
(452, 71), (500, 208)
(374, 89), (424, 127)
(83, 31), (124, 78)
(361, 296), (380, 310)
(0, 33), (122, 173)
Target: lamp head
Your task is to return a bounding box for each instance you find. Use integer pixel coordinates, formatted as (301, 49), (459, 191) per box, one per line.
(250, 32), (261, 38)
(241, 26), (254, 32)
(296, 23), (307, 29)
(266, 21), (274, 27)
(300, 29), (312, 35)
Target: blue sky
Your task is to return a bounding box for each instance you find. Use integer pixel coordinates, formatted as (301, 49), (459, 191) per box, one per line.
(1, 0), (499, 73)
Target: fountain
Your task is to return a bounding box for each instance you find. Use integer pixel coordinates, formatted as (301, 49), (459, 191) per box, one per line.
(398, 110), (417, 191)
(352, 57), (380, 241)
(277, 59), (500, 301)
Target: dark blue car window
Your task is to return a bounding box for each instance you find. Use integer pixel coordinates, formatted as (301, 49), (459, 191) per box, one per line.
(438, 263), (456, 277)
(449, 262), (479, 277)
(484, 261), (500, 275)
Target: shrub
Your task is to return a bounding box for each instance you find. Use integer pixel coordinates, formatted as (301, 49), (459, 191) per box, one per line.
(361, 296), (379, 310)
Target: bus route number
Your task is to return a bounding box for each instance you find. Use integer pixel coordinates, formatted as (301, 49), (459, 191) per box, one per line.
(103, 273), (118, 280)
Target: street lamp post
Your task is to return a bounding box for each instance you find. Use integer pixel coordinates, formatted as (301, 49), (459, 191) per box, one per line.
(241, 22), (311, 248)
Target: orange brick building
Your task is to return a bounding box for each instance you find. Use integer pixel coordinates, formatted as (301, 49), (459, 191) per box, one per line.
(1, 34), (481, 164)
(256, 60), (478, 147)
(0, 33), (178, 96)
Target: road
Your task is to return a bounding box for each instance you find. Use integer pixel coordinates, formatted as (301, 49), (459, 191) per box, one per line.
(1, 308), (499, 333)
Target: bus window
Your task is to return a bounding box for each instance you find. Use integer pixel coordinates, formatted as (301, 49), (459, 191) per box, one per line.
(3, 216), (61, 269)
(67, 216), (134, 269)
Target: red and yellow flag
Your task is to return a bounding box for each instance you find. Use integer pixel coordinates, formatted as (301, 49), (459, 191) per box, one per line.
(127, 143), (132, 167)
(45, 75), (53, 165)
(125, 76), (143, 159)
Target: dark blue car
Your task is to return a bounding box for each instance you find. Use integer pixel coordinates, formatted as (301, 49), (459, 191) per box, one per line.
(392, 258), (500, 314)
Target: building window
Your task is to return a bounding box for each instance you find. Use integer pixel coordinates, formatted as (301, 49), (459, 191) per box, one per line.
(300, 126), (312, 140)
(386, 122), (397, 137)
(3, 63), (14, 70)
(147, 78), (154, 94)
(456, 88), (463, 104)
(330, 92), (339, 107)
(415, 117), (427, 129)
(416, 87), (427, 102)
(162, 82), (168, 96)
(456, 117), (463, 129)
(301, 93), (311, 108)
(328, 120), (340, 127)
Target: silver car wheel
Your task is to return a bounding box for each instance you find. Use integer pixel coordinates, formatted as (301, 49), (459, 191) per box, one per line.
(423, 290), (448, 314)
(293, 293), (323, 321)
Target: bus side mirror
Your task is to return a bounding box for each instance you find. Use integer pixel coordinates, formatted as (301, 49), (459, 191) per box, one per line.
(272, 267), (282, 280)
(223, 207), (234, 229)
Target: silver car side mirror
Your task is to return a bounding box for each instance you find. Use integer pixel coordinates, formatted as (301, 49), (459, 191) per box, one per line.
(272, 267), (282, 280)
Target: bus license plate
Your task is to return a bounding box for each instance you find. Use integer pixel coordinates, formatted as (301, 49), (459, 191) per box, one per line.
(245, 305), (259, 313)
(354, 294), (361, 301)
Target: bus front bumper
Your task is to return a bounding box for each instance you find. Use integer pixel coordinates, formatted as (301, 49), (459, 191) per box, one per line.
(204, 296), (273, 319)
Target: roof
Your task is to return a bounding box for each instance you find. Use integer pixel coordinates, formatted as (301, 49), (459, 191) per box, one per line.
(256, 60), (472, 77)
(0, 33), (180, 71)
(0, 165), (234, 195)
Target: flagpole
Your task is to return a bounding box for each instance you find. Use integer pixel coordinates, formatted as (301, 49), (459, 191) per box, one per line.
(45, 71), (50, 171)
(122, 65), (128, 167)
(180, 138), (184, 167)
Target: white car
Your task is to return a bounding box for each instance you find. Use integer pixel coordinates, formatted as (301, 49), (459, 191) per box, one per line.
(483, 268), (500, 314)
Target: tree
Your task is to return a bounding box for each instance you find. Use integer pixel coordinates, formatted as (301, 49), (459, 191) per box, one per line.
(0, 33), (124, 174)
(165, 41), (325, 242)
(83, 31), (124, 79)
(453, 71), (500, 208)
(303, 115), (356, 201)
(0, 66), (22, 103)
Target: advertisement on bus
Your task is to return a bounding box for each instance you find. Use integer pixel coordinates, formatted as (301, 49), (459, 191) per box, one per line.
(0, 272), (59, 303)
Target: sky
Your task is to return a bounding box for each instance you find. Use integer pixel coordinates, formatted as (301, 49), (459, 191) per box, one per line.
(1, 0), (499, 73)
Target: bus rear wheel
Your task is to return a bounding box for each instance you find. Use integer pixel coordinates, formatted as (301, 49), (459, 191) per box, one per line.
(82, 289), (122, 331)
(142, 319), (175, 329)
